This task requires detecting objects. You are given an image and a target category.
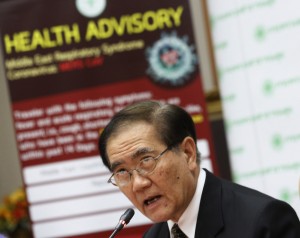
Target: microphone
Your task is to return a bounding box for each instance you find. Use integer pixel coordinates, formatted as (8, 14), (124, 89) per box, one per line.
(109, 208), (135, 238)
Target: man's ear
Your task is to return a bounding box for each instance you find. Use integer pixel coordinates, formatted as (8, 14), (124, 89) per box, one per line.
(181, 136), (197, 168)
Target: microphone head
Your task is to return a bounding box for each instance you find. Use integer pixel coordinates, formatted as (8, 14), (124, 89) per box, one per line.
(120, 208), (135, 225)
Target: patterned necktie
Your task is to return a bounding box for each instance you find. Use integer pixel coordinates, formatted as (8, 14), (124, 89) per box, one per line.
(171, 223), (187, 238)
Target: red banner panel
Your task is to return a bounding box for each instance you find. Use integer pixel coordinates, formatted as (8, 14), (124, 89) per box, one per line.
(0, 0), (217, 237)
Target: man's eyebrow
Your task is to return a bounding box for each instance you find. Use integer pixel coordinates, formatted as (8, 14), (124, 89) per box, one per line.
(131, 147), (154, 159)
(110, 147), (154, 171)
(110, 161), (123, 172)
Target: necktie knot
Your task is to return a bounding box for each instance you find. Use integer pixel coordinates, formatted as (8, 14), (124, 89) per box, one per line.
(171, 223), (187, 238)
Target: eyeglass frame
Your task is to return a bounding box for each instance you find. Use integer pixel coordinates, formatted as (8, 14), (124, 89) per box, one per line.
(107, 145), (172, 187)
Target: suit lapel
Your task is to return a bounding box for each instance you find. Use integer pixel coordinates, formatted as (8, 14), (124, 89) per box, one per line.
(158, 222), (170, 238)
(143, 222), (170, 238)
(195, 169), (224, 237)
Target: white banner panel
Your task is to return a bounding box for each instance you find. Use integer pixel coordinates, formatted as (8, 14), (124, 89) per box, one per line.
(206, 0), (300, 217)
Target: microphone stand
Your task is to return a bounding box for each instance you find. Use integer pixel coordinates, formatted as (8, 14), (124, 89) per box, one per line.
(109, 220), (125, 238)
(109, 228), (120, 238)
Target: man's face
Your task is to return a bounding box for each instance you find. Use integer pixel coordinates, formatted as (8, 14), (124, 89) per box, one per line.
(106, 121), (199, 222)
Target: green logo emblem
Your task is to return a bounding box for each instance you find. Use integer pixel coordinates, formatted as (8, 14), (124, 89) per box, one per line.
(76, 0), (106, 18)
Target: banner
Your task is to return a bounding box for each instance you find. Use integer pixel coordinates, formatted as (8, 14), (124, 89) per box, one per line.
(0, 0), (217, 237)
(206, 0), (300, 217)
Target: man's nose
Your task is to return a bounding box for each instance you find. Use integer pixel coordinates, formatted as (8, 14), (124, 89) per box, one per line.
(131, 170), (151, 192)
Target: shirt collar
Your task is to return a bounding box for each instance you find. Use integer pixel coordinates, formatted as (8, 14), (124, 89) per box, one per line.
(168, 168), (206, 237)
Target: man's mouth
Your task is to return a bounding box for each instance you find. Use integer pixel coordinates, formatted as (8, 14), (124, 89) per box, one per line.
(144, 195), (161, 206)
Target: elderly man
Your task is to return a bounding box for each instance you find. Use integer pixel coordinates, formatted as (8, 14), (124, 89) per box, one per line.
(99, 100), (300, 238)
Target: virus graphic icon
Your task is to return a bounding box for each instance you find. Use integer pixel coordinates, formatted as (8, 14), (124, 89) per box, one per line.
(146, 32), (198, 86)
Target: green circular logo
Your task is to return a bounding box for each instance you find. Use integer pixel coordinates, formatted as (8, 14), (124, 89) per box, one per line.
(76, 0), (106, 18)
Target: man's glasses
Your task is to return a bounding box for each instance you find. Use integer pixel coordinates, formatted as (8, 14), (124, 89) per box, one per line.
(107, 146), (171, 187)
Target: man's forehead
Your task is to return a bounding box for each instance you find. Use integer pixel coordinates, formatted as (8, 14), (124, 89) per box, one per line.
(108, 122), (158, 144)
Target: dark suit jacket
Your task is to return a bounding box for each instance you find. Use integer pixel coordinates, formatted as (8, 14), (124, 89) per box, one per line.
(143, 169), (300, 238)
